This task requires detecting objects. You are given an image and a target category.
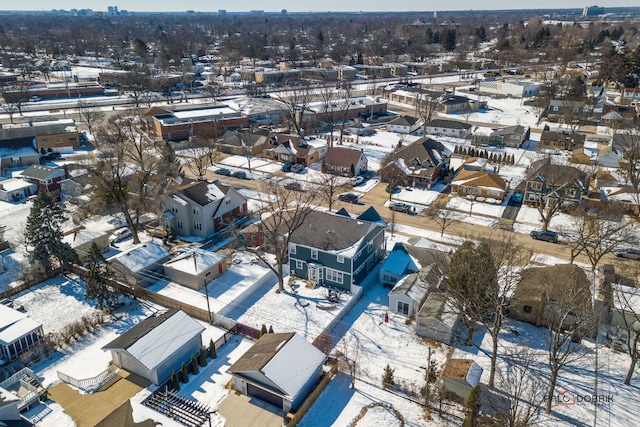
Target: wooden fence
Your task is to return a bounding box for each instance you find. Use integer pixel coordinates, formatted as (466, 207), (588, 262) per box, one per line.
(285, 362), (339, 427)
(0, 267), (62, 300)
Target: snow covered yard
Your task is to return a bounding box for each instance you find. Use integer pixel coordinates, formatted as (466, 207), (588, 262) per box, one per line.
(0, 248), (25, 292)
(13, 274), (99, 333)
(0, 199), (31, 245)
(450, 318), (640, 427)
(446, 196), (506, 218)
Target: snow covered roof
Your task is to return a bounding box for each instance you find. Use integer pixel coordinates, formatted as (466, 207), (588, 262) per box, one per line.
(0, 305), (42, 346)
(111, 241), (170, 274)
(179, 181), (225, 207)
(0, 177), (36, 192)
(229, 332), (326, 400)
(163, 248), (225, 275)
(62, 228), (108, 248)
(102, 309), (204, 372)
(612, 283), (640, 314)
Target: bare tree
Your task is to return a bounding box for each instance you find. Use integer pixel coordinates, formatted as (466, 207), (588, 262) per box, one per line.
(77, 100), (105, 137)
(487, 346), (547, 427)
(314, 174), (350, 212)
(426, 198), (457, 237)
(334, 328), (361, 389)
(318, 85), (339, 146)
(610, 264), (640, 385)
(89, 123), (141, 244)
(481, 233), (532, 388)
(445, 240), (498, 346)
(237, 180), (317, 292)
(176, 127), (220, 180)
(337, 82), (354, 144)
(415, 91), (439, 135)
(617, 130), (640, 211)
(537, 266), (593, 414)
(565, 203), (635, 268)
(273, 81), (314, 135)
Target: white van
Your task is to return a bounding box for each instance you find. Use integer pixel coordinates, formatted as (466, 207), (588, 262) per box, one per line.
(350, 176), (364, 186)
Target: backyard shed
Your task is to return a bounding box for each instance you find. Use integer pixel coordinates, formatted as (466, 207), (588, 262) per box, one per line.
(441, 358), (483, 401)
(162, 248), (227, 290)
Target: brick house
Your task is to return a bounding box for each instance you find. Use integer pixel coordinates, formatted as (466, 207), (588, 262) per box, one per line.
(322, 147), (368, 176)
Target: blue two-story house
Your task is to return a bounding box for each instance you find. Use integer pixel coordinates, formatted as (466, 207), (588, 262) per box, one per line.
(288, 207), (386, 293)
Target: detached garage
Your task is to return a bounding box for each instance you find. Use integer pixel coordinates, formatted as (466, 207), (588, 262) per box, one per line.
(163, 248), (227, 290)
(228, 332), (326, 414)
(102, 309), (204, 385)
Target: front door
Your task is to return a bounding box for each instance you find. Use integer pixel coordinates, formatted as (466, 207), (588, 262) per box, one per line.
(309, 265), (318, 282)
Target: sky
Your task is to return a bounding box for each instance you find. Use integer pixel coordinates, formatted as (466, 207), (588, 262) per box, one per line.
(5, 1), (639, 13)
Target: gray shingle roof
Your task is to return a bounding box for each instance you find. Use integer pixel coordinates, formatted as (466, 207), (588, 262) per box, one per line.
(290, 209), (384, 252)
(323, 147), (365, 168)
(21, 164), (59, 180)
(426, 119), (472, 130)
(102, 309), (179, 350)
(228, 332), (295, 372)
(384, 137), (448, 167)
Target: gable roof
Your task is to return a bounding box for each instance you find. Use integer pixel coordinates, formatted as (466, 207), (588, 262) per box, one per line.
(21, 164), (63, 181)
(178, 180), (226, 207)
(323, 146), (366, 168)
(384, 137), (449, 169)
(426, 119), (472, 131)
(513, 264), (592, 307)
(492, 124), (526, 137)
(228, 332), (326, 400)
(218, 130), (268, 148)
(383, 242), (449, 278)
(163, 248), (226, 275)
(389, 115), (420, 127)
(526, 158), (587, 187)
(356, 206), (386, 224)
(111, 241), (170, 274)
(102, 309), (204, 371)
(290, 209), (384, 256)
(452, 170), (506, 191)
(540, 130), (586, 145)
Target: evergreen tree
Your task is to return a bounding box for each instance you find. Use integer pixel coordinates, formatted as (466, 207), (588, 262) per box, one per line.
(158, 141), (183, 178)
(209, 338), (217, 359)
(180, 362), (189, 383)
(260, 324), (267, 337)
(170, 370), (180, 391)
(462, 385), (482, 427)
(382, 364), (395, 389)
(198, 347), (207, 366)
(268, 325), (274, 333)
(441, 28), (457, 52)
(24, 191), (77, 272)
(190, 354), (199, 374)
(85, 242), (118, 311)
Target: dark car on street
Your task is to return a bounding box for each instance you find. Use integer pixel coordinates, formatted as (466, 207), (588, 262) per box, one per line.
(530, 230), (559, 243)
(232, 170), (248, 179)
(215, 168), (231, 176)
(338, 193), (359, 203)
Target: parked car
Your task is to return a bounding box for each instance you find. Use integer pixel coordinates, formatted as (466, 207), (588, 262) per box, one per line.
(615, 249), (640, 260)
(351, 176), (364, 186)
(110, 227), (132, 245)
(79, 132), (89, 143)
(29, 96), (42, 102)
(232, 170), (248, 179)
(388, 202), (412, 213)
(42, 152), (62, 161)
(291, 164), (305, 173)
(281, 162), (294, 172)
(338, 193), (359, 203)
(530, 230), (559, 243)
(511, 192), (523, 203)
(284, 182), (304, 192)
(215, 168), (231, 176)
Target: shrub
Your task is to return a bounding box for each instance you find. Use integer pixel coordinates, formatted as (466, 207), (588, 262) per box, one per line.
(209, 339), (217, 359)
(382, 364), (395, 389)
(260, 324), (267, 337)
(268, 325), (274, 333)
(190, 355), (199, 375)
(170, 370), (180, 391)
(180, 363), (189, 383)
(198, 347), (207, 367)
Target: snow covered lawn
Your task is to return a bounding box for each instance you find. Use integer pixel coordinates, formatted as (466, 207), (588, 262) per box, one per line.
(446, 196), (506, 218)
(13, 275), (99, 333)
(515, 205), (576, 232)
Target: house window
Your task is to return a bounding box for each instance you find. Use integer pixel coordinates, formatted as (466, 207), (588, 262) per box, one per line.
(383, 273), (394, 282)
(325, 268), (343, 284)
(311, 249), (318, 260)
(397, 301), (410, 316)
(523, 305), (533, 314)
(172, 205), (177, 213)
(296, 260), (304, 270)
(289, 244), (296, 254)
(177, 221), (183, 229)
(55, 138), (63, 144)
(337, 255), (344, 263)
(194, 222), (202, 230)
(193, 207), (199, 215)
(530, 182), (542, 191)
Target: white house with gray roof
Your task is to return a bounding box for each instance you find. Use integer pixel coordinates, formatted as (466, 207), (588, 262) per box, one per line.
(157, 178), (248, 239)
(388, 263), (446, 317)
(425, 119), (472, 138)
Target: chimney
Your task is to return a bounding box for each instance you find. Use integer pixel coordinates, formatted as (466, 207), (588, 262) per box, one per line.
(62, 164), (69, 178)
(452, 87), (456, 96)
